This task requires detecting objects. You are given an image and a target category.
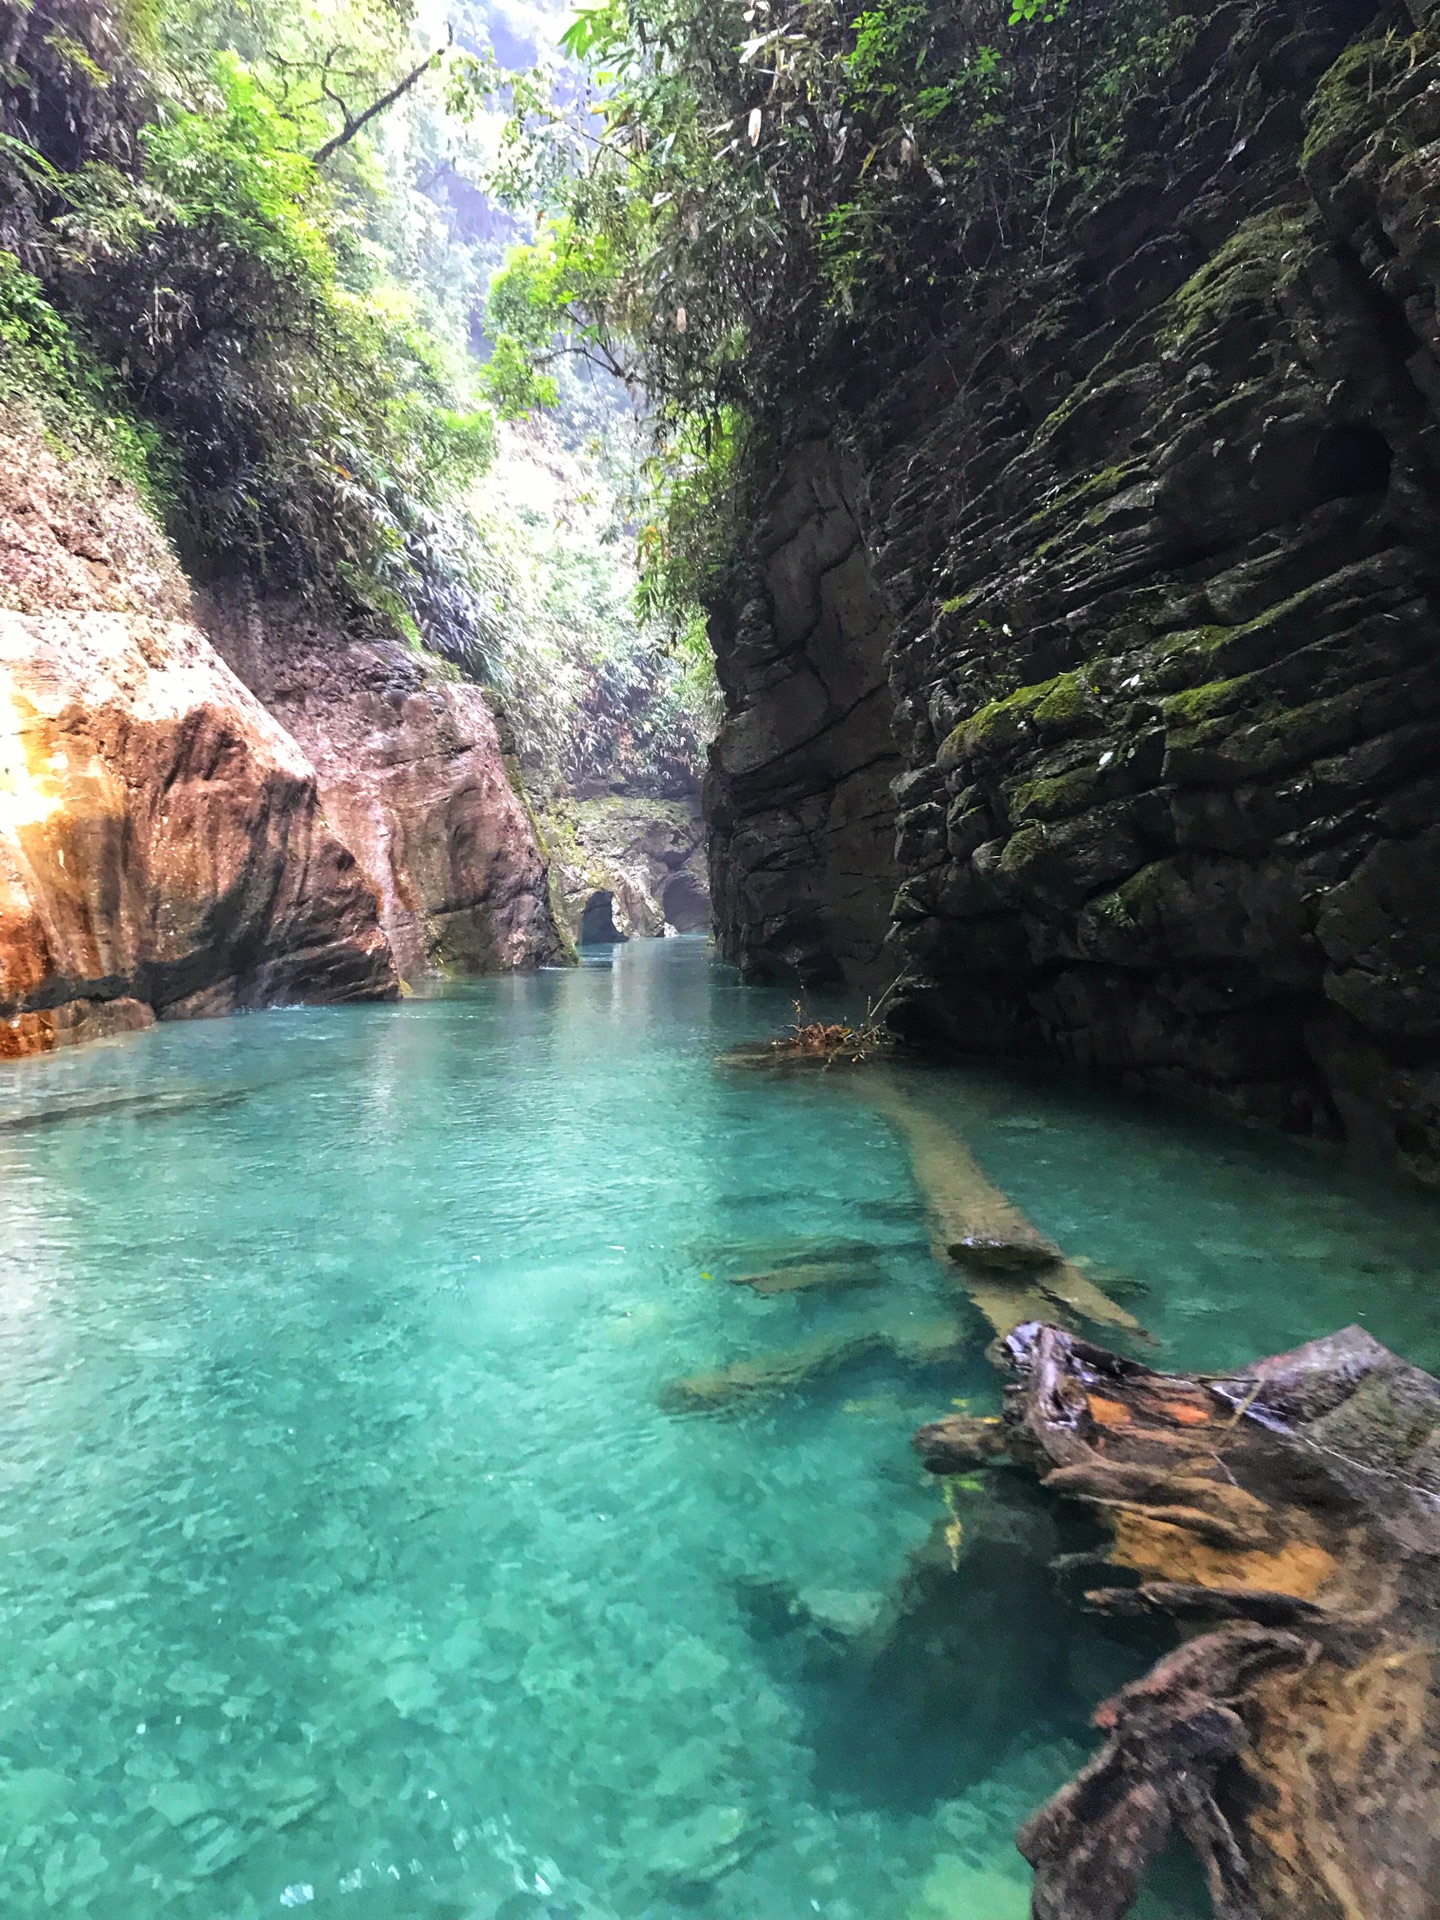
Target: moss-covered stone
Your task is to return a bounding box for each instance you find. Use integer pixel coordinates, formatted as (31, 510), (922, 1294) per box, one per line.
(1161, 676), (1253, 730)
(1032, 674), (1092, 729)
(1158, 209), (1313, 351)
(1023, 459), (1149, 530)
(939, 671), (1098, 771)
(997, 824), (1048, 882)
(1301, 35), (1413, 175)
(1006, 763), (1107, 823)
(1100, 859), (1174, 926)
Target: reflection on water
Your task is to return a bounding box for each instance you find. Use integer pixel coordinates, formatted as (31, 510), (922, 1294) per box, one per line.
(1, 938), (1438, 1918)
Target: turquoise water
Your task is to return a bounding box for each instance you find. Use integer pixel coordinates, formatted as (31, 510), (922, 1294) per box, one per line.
(3, 938), (1440, 1920)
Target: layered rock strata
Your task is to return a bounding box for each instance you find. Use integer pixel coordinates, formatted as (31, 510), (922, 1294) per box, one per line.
(0, 422), (396, 1058)
(209, 602), (569, 980)
(706, 440), (900, 987)
(707, 0), (1440, 1177)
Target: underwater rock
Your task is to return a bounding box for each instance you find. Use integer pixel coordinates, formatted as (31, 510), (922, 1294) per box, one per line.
(641, 1803), (753, 1887)
(794, 1586), (888, 1638)
(0, 1769), (73, 1825)
(790, 1474), (1107, 1811)
(912, 1414), (1012, 1475)
(908, 1855), (1030, 1920)
(961, 1321), (1440, 1919)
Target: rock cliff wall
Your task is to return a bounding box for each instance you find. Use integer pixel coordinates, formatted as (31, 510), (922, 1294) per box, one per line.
(0, 409), (569, 1061)
(708, 0), (1440, 1179)
(208, 603), (569, 980)
(706, 440), (900, 987)
(0, 418), (396, 1058)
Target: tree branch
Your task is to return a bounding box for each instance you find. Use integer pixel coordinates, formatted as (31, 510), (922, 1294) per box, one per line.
(311, 25), (453, 167)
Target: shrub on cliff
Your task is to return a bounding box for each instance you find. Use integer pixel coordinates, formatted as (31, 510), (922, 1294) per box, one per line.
(0, 0), (496, 650)
(474, 0), (1185, 611)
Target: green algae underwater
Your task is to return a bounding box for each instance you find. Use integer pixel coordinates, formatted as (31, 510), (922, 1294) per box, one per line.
(3, 939), (1440, 1919)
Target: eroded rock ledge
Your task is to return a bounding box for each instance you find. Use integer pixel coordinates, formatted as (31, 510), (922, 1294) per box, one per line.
(916, 1323), (1440, 1917)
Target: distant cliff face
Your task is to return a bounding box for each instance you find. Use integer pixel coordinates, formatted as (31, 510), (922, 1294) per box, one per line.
(707, 0), (1440, 1179)
(208, 603), (570, 980)
(537, 794), (709, 944)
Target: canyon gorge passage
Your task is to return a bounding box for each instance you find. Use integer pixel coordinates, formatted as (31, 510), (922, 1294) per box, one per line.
(3, 0), (1440, 1914)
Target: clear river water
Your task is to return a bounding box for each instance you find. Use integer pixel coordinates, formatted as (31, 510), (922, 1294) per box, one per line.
(4, 936), (1440, 1920)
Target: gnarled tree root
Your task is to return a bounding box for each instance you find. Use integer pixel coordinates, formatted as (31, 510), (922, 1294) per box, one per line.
(917, 1322), (1440, 1919)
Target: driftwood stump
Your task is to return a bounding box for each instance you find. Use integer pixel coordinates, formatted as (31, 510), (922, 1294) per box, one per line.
(916, 1323), (1440, 1919)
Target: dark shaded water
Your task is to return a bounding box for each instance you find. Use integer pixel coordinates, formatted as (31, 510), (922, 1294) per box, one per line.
(2, 938), (1438, 1918)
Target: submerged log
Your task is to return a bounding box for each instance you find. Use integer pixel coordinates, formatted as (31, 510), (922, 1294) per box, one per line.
(862, 1072), (1149, 1343)
(943, 1322), (1440, 1919)
(713, 1040), (1146, 1339)
(699, 1237), (890, 1294)
(729, 1260), (882, 1295)
(0, 1086), (250, 1131)
(663, 1316), (970, 1411)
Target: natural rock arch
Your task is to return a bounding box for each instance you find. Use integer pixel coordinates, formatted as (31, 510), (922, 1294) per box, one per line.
(579, 890), (626, 944)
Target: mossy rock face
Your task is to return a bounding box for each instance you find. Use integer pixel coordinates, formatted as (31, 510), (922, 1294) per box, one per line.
(1301, 35), (1415, 179)
(1160, 676), (1252, 730)
(1006, 763), (1107, 824)
(708, 3), (1440, 1186)
(939, 672), (1101, 773)
(1157, 208), (1313, 352)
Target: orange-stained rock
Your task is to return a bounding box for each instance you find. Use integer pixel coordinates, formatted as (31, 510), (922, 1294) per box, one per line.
(208, 599), (570, 980)
(0, 420), (397, 1058)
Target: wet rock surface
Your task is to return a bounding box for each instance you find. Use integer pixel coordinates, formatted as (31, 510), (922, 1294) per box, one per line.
(707, 0), (1440, 1180)
(209, 599), (568, 980)
(0, 421), (396, 1057)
